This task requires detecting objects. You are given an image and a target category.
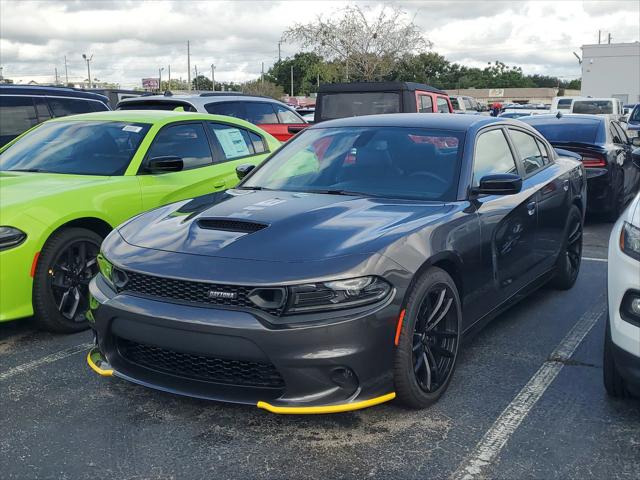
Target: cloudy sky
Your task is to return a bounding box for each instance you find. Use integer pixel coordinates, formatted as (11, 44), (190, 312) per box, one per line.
(1, 0), (638, 88)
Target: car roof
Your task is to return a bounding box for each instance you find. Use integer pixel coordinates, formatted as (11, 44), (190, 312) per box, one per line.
(308, 113), (508, 130)
(317, 82), (446, 95)
(519, 113), (608, 126)
(0, 85), (109, 102)
(45, 109), (240, 124)
(117, 93), (292, 109)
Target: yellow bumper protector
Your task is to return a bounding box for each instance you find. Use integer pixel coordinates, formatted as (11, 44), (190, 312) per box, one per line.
(87, 348), (114, 377)
(256, 392), (396, 414)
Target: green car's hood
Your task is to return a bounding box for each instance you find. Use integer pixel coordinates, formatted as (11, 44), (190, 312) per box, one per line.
(0, 172), (107, 209)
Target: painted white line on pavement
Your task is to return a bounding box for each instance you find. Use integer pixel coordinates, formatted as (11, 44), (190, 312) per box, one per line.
(0, 342), (93, 381)
(450, 301), (606, 480)
(582, 257), (607, 263)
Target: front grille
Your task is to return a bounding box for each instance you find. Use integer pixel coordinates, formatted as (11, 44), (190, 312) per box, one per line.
(116, 270), (285, 316)
(117, 337), (285, 389)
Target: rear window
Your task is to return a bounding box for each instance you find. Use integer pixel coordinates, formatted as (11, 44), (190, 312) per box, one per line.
(525, 120), (601, 144)
(118, 101), (196, 112)
(48, 97), (105, 116)
(572, 100), (613, 115)
(205, 101), (280, 124)
(557, 98), (572, 109)
(319, 92), (400, 120)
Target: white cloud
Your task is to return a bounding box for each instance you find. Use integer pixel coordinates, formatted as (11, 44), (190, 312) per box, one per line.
(0, 0), (638, 87)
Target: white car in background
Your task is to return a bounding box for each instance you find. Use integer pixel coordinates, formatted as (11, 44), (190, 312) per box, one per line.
(604, 192), (640, 397)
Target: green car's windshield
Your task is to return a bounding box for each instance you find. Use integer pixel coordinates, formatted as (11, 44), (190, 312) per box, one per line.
(242, 127), (464, 201)
(0, 120), (151, 176)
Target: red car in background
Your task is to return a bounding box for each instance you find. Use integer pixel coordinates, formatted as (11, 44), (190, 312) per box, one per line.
(117, 93), (307, 142)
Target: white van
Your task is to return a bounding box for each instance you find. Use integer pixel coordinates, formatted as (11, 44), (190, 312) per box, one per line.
(549, 96), (574, 113)
(570, 97), (624, 117)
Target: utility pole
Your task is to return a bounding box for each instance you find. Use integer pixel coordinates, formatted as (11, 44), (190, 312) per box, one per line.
(210, 64), (215, 91)
(54, 67), (59, 85)
(158, 66), (164, 91)
(82, 53), (93, 89)
(64, 56), (69, 84)
(187, 41), (191, 91)
(168, 64), (171, 88)
(194, 65), (198, 90)
(598, 30), (601, 44)
(290, 65), (294, 96)
(278, 41), (282, 61)
(261, 62), (264, 85)
(608, 33), (612, 44)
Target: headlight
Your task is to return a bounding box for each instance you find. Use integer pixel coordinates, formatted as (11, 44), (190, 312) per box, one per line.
(285, 276), (392, 314)
(96, 253), (114, 288)
(620, 222), (640, 261)
(0, 226), (27, 251)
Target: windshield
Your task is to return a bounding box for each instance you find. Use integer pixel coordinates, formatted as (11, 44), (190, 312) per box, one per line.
(319, 92), (400, 120)
(629, 105), (640, 123)
(0, 120), (150, 175)
(242, 126), (464, 201)
(572, 100), (613, 115)
(450, 98), (461, 109)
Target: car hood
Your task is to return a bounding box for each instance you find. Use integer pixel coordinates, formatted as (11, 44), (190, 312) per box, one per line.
(0, 172), (106, 209)
(118, 189), (452, 262)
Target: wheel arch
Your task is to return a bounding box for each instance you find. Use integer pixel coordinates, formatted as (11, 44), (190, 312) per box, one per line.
(402, 251), (465, 308)
(48, 217), (114, 241)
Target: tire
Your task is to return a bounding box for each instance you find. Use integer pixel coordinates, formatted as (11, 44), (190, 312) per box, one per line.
(603, 315), (627, 398)
(33, 228), (103, 333)
(394, 267), (462, 409)
(550, 205), (583, 290)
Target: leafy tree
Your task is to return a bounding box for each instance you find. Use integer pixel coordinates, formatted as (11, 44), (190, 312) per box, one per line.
(267, 52), (341, 95)
(283, 5), (430, 81)
(241, 80), (284, 99)
(192, 75), (212, 91)
(160, 79), (189, 91)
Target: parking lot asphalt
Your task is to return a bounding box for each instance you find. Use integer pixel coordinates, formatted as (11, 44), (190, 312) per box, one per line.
(1, 219), (638, 480)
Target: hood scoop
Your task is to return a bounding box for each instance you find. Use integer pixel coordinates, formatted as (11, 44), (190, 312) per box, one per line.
(196, 218), (268, 234)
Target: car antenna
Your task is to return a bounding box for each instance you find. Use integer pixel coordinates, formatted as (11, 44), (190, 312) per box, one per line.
(556, 111), (563, 119)
(163, 90), (173, 97)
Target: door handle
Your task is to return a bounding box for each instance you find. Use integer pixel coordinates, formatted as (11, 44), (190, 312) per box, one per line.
(213, 183), (226, 190)
(527, 201), (536, 216)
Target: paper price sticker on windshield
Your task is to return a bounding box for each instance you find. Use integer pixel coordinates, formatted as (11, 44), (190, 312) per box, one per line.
(122, 125), (143, 133)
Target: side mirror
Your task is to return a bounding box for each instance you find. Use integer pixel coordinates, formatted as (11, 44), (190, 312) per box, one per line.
(146, 156), (183, 173)
(632, 147), (640, 168)
(236, 163), (255, 180)
(631, 137), (640, 147)
(473, 173), (523, 196)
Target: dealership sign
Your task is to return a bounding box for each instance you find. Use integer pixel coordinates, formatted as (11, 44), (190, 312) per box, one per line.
(142, 78), (159, 89)
(489, 88), (505, 97)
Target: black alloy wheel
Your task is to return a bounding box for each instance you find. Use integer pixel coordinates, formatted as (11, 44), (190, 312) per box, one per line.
(394, 267), (462, 409)
(551, 205), (583, 290)
(34, 228), (103, 333)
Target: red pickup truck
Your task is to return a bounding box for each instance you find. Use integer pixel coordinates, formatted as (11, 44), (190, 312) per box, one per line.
(314, 82), (454, 123)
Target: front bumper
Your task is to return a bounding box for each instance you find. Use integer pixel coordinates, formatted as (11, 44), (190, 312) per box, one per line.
(88, 274), (400, 413)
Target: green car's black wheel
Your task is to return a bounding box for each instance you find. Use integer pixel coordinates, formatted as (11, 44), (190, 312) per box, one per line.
(394, 267), (462, 409)
(33, 228), (102, 333)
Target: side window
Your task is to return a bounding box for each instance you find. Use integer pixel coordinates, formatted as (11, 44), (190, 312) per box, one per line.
(535, 138), (551, 165)
(47, 97), (94, 116)
(418, 95), (433, 113)
(89, 101), (109, 112)
(436, 97), (450, 113)
(509, 129), (546, 175)
(612, 122), (628, 144)
(473, 129), (518, 186)
(207, 122), (256, 161)
(204, 101), (245, 119)
(147, 123), (213, 170)
(463, 98), (473, 110)
(249, 131), (267, 154)
(609, 123), (622, 144)
(33, 97), (52, 122)
(274, 104), (302, 124)
(245, 103), (278, 124)
(0, 95), (39, 137)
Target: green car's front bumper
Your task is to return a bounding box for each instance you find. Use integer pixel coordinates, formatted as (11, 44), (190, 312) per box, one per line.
(0, 232), (40, 322)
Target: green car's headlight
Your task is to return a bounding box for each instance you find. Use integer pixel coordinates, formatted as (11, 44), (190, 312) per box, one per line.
(0, 226), (27, 251)
(285, 276), (392, 314)
(620, 221), (640, 261)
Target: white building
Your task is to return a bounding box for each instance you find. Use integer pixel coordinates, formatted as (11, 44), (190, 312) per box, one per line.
(581, 42), (640, 104)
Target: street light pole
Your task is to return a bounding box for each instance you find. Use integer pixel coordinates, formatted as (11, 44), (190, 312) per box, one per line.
(158, 67), (164, 92)
(82, 53), (93, 89)
(211, 64), (215, 91)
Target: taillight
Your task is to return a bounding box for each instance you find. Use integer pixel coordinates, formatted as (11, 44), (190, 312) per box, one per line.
(581, 155), (606, 167)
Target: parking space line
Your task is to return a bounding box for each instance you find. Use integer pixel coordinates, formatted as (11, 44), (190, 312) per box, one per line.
(0, 342), (93, 381)
(450, 301), (606, 480)
(582, 257), (607, 263)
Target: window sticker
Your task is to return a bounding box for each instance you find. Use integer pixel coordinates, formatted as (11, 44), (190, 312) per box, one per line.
(122, 125), (143, 133)
(213, 128), (251, 159)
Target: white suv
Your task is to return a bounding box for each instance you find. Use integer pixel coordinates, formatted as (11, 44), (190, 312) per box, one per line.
(604, 192), (640, 397)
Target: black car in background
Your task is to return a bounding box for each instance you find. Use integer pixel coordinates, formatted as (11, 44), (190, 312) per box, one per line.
(522, 114), (640, 221)
(88, 114), (586, 413)
(0, 85), (110, 146)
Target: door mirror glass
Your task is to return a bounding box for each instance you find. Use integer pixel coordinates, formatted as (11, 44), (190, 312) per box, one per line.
(475, 173), (523, 195)
(146, 156), (183, 173)
(236, 163), (255, 180)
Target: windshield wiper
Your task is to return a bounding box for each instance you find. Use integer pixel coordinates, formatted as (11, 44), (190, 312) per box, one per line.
(236, 186), (273, 191)
(7, 168), (50, 173)
(301, 189), (385, 198)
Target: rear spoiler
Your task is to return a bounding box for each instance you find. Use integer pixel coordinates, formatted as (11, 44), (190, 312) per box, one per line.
(554, 148), (581, 160)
